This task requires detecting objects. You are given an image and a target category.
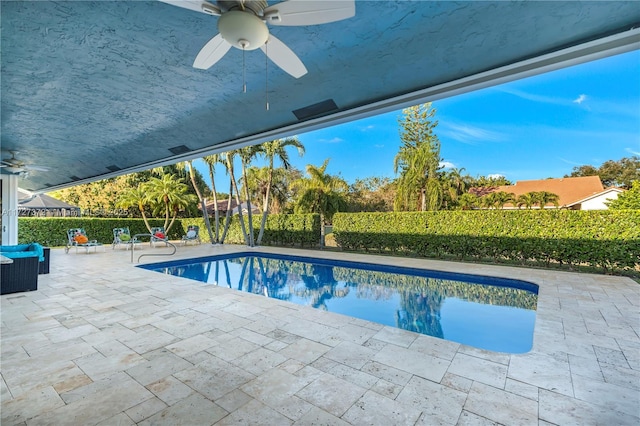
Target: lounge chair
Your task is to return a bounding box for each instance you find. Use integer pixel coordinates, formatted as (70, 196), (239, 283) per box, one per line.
(150, 227), (169, 247)
(112, 227), (140, 251)
(66, 228), (104, 254)
(181, 225), (201, 246)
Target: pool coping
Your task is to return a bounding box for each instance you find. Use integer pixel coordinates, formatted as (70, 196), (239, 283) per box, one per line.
(2, 244), (639, 424)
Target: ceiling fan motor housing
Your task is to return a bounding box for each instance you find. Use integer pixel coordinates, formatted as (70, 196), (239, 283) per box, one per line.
(218, 10), (269, 50)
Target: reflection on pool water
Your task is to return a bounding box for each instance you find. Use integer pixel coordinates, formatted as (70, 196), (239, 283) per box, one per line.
(140, 252), (538, 353)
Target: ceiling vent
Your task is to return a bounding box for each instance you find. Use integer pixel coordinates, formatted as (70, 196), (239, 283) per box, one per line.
(293, 99), (339, 120)
(169, 145), (191, 155)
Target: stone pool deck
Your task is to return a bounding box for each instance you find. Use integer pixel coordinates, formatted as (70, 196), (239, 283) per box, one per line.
(1, 244), (639, 425)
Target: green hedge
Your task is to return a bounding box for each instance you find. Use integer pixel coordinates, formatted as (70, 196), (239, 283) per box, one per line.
(333, 210), (640, 274)
(17, 218), (186, 247)
(17, 213), (321, 248)
(186, 213), (321, 247)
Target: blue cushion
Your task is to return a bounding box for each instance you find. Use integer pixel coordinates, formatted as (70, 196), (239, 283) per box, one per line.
(28, 243), (45, 262)
(0, 243), (45, 261)
(0, 244), (31, 252)
(1, 251), (39, 260)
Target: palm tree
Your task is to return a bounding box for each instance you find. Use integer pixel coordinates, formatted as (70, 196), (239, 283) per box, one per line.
(483, 191), (515, 209)
(144, 174), (197, 234)
(244, 166), (270, 210)
(221, 151), (250, 245)
(440, 168), (468, 210)
(493, 191), (516, 209)
(516, 192), (536, 209)
(246, 166), (300, 214)
(239, 145), (262, 247)
(533, 191), (560, 209)
(293, 158), (348, 246)
(175, 160), (216, 244)
(203, 154), (223, 243)
(256, 137), (305, 245)
(117, 186), (153, 232)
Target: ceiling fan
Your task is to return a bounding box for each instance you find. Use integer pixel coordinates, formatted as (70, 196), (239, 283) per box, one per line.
(160, 0), (356, 78)
(1, 151), (50, 175)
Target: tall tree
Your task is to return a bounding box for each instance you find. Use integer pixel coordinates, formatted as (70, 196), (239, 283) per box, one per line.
(177, 160), (215, 244)
(346, 176), (395, 212)
(247, 166), (303, 214)
(470, 175), (513, 188)
(203, 154), (223, 243)
(256, 137), (305, 245)
(440, 167), (468, 209)
(239, 145), (262, 247)
(222, 151), (250, 245)
(606, 181), (640, 209)
(568, 156), (639, 188)
(293, 159), (348, 246)
(393, 103), (442, 211)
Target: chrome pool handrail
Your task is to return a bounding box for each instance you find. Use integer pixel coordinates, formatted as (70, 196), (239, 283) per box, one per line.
(131, 233), (177, 263)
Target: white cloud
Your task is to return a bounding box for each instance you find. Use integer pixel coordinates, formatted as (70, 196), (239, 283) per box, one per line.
(487, 173), (505, 179)
(558, 157), (582, 166)
(439, 161), (456, 169)
(497, 87), (566, 105)
(439, 122), (506, 144)
(625, 147), (640, 156)
(319, 137), (344, 144)
(573, 94), (588, 104)
(498, 87), (590, 108)
(360, 125), (375, 131)
(374, 144), (384, 148)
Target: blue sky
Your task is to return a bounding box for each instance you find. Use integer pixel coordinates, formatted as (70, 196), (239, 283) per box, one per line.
(195, 49), (640, 187)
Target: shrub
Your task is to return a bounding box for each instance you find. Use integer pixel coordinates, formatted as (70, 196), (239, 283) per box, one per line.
(333, 210), (640, 275)
(17, 214), (321, 249)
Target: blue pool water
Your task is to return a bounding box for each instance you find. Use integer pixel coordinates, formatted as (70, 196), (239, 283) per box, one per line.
(140, 253), (538, 353)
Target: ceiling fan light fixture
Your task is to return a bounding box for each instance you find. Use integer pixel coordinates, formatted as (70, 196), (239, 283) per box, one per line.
(4, 166), (24, 174)
(218, 10), (268, 50)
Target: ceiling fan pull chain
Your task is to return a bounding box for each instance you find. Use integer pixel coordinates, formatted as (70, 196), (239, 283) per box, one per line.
(265, 41), (269, 111)
(242, 45), (247, 93)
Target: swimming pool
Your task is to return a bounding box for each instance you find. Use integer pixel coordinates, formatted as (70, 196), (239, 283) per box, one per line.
(140, 252), (538, 353)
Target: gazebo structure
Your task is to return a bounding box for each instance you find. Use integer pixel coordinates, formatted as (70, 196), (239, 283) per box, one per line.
(17, 189), (80, 217)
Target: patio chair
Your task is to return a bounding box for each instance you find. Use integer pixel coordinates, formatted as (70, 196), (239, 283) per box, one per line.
(65, 228), (104, 254)
(112, 227), (140, 251)
(150, 227), (169, 247)
(181, 225), (201, 246)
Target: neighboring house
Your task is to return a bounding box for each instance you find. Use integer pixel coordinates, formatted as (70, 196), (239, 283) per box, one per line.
(203, 199), (260, 216)
(203, 199), (240, 216)
(471, 176), (624, 210)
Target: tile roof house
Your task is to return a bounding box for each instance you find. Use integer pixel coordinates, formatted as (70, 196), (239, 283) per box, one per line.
(202, 199), (261, 216)
(472, 176), (624, 210)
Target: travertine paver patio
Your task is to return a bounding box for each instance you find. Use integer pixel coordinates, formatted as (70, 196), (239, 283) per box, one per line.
(1, 244), (639, 425)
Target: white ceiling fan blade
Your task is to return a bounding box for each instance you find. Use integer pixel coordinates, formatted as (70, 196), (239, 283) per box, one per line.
(24, 165), (50, 172)
(193, 34), (232, 70)
(260, 35), (307, 78)
(263, 1), (355, 26)
(158, 0), (221, 16)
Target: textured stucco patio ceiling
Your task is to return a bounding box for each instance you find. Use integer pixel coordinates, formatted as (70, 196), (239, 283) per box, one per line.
(2, 1), (639, 192)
